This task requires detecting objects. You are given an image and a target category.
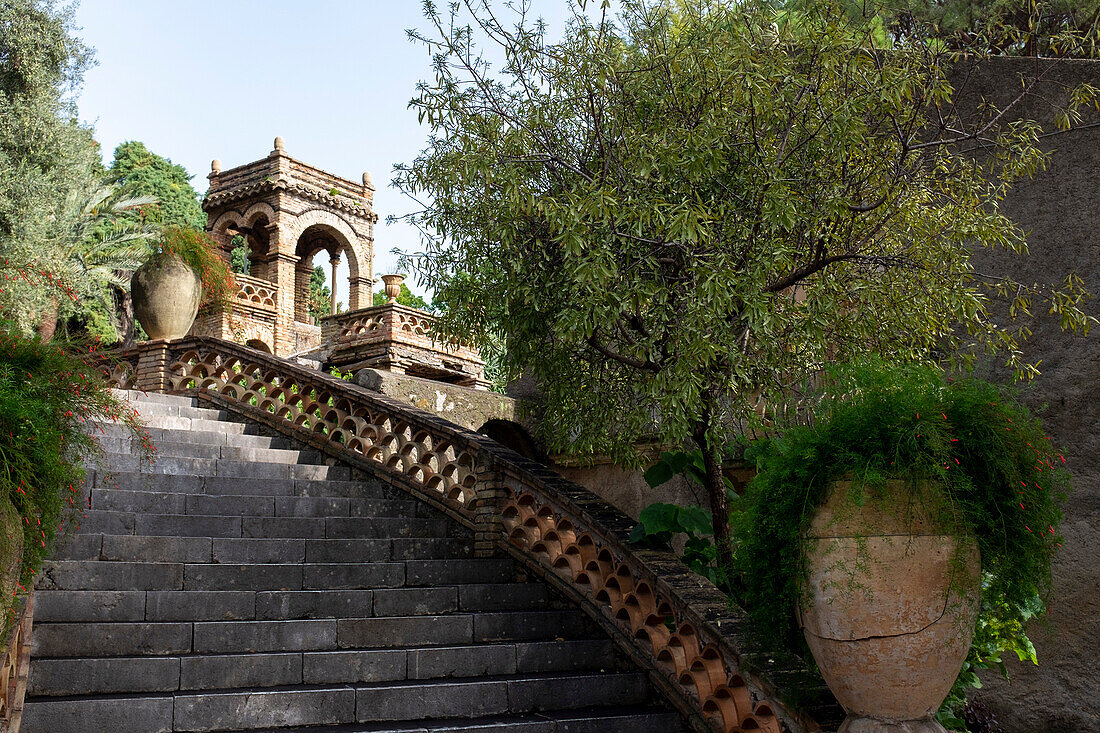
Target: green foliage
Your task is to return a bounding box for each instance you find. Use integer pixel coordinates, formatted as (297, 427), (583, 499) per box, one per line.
(643, 448), (741, 499)
(635, 448), (743, 587)
(735, 359), (1067, 718)
(373, 282), (430, 310)
(52, 186), (158, 337)
(938, 585), (1042, 729)
(149, 226), (235, 313)
(0, 0), (101, 333)
(630, 501), (727, 587)
(229, 235), (249, 275)
(106, 141), (205, 229)
(802, 0), (1100, 57)
(631, 501), (713, 544)
(309, 265), (331, 323)
(0, 323), (149, 588)
(396, 0), (1094, 482)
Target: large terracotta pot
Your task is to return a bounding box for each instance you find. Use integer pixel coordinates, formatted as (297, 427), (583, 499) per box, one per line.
(132, 254), (202, 340)
(801, 480), (980, 733)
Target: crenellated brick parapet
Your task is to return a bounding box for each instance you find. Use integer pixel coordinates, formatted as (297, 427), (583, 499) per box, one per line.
(94, 337), (844, 733)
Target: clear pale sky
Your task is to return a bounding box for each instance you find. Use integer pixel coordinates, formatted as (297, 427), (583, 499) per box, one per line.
(72, 1), (584, 306)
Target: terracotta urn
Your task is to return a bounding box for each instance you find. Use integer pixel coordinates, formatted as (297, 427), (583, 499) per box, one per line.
(801, 480), (980, 733)
(131, 254), (202, 340)
(381, 273), (405, 304)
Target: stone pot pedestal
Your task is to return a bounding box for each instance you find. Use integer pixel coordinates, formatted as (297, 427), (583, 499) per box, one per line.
(801, 480), (980, 733)
(132, 254), (202, 340)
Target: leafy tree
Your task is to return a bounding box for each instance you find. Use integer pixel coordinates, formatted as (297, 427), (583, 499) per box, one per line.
(45, 185), (156, 342)
(802, 0), (1100, 56)
(105, 140), (205, 229)
(373, 281), (431, 310)
(396, 0), (1095, 567)
(0, 0), (100, 334)
(309, 265), (331, 323)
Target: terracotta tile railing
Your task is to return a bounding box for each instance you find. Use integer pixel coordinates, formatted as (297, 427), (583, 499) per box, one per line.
(95, 337), (842, 733)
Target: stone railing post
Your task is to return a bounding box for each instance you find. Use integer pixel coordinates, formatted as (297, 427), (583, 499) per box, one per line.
(133, 341), (171, 393)
(471, 451), (506, 558)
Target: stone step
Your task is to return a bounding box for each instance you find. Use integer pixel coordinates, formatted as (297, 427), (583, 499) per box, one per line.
(129, 401), (229, 421)
(38, 557), (510, 592)
(99, 455), (351, 482)
(88, 472), (403, 501)
(51, 534), (474, 564)
(94, 414), (250, 434)
(31, 610), (592, 658)
(35, 584), (547, 623)
(72, 510), (451, 539)
(245, 708), (684, 733)
(52, 535), (474, 566)
(94, 423), (289, 450)
(112, 389), (202, 407)
(116, 440), (310, 464)
(28, 639), (617, 696)
(86, 489), (427, 519)
(22, 672), (650, 732)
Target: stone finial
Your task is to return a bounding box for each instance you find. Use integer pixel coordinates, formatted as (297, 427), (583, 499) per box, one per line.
(273, 136), (285, 152)
(210, 159), (221, 174)
(362, 171), (375, 191)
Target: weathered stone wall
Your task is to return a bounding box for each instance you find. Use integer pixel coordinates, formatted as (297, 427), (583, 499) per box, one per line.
(354, 368), (519, 432)
(551, 460), (705, 521)
(951, 58), (1100, 732)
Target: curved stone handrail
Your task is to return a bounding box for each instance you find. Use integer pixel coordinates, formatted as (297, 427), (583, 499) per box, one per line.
(96, 337), (842, 733)
(0, 593), (34, 732)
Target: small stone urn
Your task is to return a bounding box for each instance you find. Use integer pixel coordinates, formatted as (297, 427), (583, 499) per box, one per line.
(131, 254), (203, 340)
(381, 274), (405, 304)
(801, 480), (980, 733)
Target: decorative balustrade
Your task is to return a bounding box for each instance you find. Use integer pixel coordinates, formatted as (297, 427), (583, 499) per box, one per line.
(0, 594), (34, 732)
(233, 274), (277, 311)
(320, 305), (488, 389)
(96, 337), (842, 733)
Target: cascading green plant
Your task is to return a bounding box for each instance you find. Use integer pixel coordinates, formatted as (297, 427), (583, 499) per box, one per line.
(0, 323), (151, 627)
(147, 225), (236, 313)
(734, 359), (1068, 727)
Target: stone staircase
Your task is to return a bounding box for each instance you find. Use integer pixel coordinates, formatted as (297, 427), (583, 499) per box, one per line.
(22, 391), (682, 732)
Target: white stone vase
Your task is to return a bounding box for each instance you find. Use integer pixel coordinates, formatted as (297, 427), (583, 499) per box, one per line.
(801, 480), (980, 733)
(131, 254), (202, 340)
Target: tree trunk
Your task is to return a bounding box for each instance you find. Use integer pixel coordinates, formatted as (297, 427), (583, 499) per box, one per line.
(36, 296), (58, 343)
(693, 394), (734, 571)
(118, 287), (136, 346)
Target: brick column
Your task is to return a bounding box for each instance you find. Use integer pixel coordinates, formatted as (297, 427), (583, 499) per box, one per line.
(348, 276), (372, 311)
(471, 452), (506, 558)
(133, 341), (171, 393)
(272, 252), (301, 356)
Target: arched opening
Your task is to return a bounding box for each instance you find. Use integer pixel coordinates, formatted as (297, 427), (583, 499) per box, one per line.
(245, 339), (272, 354)
(224, 214), (274, 282)
(295, 224), (350, 325)
(477, 419), (544, 463)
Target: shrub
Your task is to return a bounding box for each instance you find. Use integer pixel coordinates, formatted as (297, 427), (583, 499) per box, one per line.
(149, 226), (236, 313)
(0, 325), (149, 602)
